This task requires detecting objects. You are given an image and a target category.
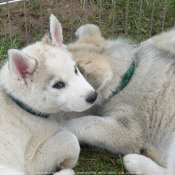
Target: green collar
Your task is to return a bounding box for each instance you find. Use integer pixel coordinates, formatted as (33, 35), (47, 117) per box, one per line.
(110, 61), (135, 98)
(9, 94), (50, 118)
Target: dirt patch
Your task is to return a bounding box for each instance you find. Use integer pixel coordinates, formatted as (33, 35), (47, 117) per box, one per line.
(0, 0), (100, 44)
(1, 0), (175, 45)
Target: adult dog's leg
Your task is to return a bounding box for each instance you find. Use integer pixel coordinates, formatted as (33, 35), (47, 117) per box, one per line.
(27, 131), (80, 175)
(62, 115), (143, 154)
(123, 154), (166, 175)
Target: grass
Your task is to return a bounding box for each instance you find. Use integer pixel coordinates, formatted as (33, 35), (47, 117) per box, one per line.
(74, 146), (125, 175)
(0, 0), (174, 174)
(0, 34), (23, 61)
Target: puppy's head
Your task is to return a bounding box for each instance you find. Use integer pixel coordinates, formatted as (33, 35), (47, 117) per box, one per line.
(3, 15), (97, 114)
(68, 24), (113, 91)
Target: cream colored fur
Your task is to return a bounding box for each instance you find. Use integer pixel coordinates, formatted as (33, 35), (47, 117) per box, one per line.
(56, 24), (175, 175)
(0, 15), (96, 175)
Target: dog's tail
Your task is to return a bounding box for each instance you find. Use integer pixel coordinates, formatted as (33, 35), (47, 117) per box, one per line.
(0, 164), (23, 175)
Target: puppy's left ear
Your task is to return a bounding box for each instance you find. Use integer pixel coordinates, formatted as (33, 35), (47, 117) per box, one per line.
(75, 24), (102, 40)
(8, 49), (37, 87)
(74, 24), (105, 51)
(49, 14), (63, 47)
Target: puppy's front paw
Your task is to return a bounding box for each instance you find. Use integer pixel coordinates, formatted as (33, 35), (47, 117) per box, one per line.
(53, 168), (75, 175)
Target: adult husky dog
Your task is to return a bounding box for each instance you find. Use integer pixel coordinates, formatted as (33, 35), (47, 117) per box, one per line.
(0, 15), (97, 175)
(60, 24), (175, 175)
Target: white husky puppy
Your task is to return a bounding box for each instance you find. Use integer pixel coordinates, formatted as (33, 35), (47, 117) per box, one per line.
(0, 15), (97, 175)
(59, 24), (175, 175)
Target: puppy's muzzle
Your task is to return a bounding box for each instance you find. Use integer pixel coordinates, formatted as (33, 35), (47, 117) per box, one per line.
(86, 91), (98, 104)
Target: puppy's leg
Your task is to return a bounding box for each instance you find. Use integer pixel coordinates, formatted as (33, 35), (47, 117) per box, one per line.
(123, 154), (166, 175)
(62, 115), (143, 154)
(166, 135), (175, 175)
(28, 131), (80, 175)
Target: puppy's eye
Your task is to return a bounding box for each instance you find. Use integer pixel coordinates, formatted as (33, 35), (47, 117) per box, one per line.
(53, 82), (65, 89)
(74, 66), (78, 74)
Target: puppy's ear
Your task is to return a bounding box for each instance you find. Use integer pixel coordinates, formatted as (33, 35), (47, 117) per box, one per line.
(49, 14), (63, 47)
(75, 24), (102, 40)
(86, 69), (113, 91)
(77, 58), (113, 91)
(75, 25), (85, 39)
(8, 49), (37, 86)
(75, 24), (105, 51)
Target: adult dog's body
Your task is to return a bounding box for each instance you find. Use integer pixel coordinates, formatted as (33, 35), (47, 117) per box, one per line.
(60, 24), (175, 175)
(0, 16), (96, 175)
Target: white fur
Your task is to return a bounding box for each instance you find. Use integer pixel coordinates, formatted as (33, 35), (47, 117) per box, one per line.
(55, 25), (175, 174)
(0, 15), (97, 175)
(123, 154), (165, 175)
(54, 169), (75, 175)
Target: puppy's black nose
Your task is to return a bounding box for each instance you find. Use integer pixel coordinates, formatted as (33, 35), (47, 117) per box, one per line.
(86, 91), (98, 104)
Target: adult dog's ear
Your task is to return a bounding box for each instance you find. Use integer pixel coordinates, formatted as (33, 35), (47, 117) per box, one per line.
(49, 14), (63, 47)
(8, 49), (37, 87)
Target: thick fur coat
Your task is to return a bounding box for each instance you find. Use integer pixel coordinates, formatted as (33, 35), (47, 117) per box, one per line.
(58, 24), (175, 175)
(0, 15), (96, 175)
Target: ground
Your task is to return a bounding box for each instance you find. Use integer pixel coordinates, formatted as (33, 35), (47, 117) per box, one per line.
(0, 0), (175, 174)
